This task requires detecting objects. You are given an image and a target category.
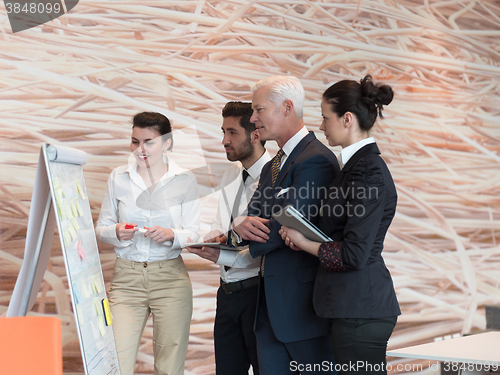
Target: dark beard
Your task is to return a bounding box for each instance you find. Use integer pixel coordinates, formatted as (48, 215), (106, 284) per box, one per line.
(227, 139), (254, 163)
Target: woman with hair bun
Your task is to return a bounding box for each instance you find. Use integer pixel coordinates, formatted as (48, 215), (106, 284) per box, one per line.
(96, 112), (200, 375)
(280, 76), (400, 374)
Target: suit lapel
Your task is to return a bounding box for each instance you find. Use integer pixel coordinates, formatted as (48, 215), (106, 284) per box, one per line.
(274, 131), (316, 188)
(258, 162), (274, 211)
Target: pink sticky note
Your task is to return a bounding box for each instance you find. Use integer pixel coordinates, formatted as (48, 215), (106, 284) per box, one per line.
(77, 240), (86, 261)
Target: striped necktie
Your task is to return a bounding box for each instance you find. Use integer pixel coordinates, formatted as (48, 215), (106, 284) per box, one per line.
(271, 149), (285, 187)
(261, 149), (285, 276)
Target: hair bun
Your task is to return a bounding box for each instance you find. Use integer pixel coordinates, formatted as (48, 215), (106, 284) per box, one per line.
(360, 75), (393, 118)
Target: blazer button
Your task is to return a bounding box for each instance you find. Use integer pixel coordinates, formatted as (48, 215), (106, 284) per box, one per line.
(143, 263), (147, 268)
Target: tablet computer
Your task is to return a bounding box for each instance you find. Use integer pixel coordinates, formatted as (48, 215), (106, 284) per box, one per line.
(186, 242), (243, 251)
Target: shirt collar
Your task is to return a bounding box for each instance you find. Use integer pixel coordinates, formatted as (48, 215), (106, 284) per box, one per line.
(281, 126), (309, 158)
(245, 150), (272, 181)
(339, 137), (375, 167)
(165, 159), (187, 177)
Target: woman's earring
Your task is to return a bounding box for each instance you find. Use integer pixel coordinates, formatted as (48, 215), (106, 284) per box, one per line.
(163, 148), (168, 164)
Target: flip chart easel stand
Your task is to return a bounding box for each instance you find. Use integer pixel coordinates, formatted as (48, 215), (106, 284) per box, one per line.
(7, 143), (121, 375)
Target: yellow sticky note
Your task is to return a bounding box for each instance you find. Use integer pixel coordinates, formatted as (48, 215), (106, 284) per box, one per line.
(64, 201), (74, 219)
(56, 192), (66, 222)
(67, 224), (77, 242)
(62, 228), (72, 247)
(94, 275), (103, 294)
(75, 200), (84, 217)
(70, 199), (79, 218)
(53, 177), (62, 191)
(75, 179), (87, 200)
(90, 276), (99, 294)
(59, 204), (67, 221)
(97, 316), (106, 336)
(95, 278), (103, 294)
(93, 297), (101, 316)
(102, 298), (112, 326)
(72, 218), (80, 232)
(76, 304), (85, 325)
(80, 279), (90, 299)
(55, 187), (64, 202)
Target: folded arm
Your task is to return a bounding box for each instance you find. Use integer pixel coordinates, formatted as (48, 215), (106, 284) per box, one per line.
(249, 154), (337, 257)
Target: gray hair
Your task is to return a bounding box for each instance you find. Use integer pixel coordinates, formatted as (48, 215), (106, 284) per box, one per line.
(251, 75), (304, 119)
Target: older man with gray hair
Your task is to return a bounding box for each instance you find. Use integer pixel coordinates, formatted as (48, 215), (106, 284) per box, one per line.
(233, 76), (340, 374)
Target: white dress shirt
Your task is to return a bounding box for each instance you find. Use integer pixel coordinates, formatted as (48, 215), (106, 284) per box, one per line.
(213, 150), (271, 283)
(96, 159), (200, 262)
(339, 137), (375, 168)
(229, 127), (309, 246)
(280, 126), (309, 168)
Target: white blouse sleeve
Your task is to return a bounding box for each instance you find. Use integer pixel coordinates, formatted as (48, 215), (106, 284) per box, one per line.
(95, 171), (133, 248)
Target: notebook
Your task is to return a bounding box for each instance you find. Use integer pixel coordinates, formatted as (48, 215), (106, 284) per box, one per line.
(272, 205), (332, 243)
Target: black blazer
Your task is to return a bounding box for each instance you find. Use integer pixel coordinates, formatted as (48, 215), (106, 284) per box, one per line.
(248, 131), (340, 343)
(314, 143), (401, 319)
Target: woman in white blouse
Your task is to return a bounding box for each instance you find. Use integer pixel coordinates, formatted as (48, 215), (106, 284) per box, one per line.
(96, 112), (200, 375)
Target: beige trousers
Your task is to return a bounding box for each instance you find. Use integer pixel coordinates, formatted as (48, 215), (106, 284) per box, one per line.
(109, 256), (193, 375)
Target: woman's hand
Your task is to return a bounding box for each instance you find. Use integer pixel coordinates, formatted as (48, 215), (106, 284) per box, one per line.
(279, 226), (307, 251)
(144, 226), (175, 243)
(279, 226), (322, 257)
(116, 223), (138, 241)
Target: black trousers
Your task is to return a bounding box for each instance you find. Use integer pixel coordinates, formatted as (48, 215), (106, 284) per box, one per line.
(330, 317), (397, 375)
(214, 284), (259, 375)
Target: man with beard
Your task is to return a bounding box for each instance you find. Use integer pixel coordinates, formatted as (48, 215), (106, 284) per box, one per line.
(187, 101), (271, 375)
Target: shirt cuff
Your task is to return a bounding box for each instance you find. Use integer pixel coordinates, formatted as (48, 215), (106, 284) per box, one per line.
(216, 250), (237, 267)
(97, 224), (133, 248)
(318, 241), (346, 272)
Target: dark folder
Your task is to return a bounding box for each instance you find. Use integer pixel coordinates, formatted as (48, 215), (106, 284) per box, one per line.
(273, 205), (332, 243)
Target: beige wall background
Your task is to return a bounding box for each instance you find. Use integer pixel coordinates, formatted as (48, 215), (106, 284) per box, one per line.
(1, 1), (499, 374)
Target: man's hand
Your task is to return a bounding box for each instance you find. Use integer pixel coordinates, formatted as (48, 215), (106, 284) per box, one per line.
(233, 216), (270, 243)
(204, 229), (227, 244)
(185, 245), (221, 263)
